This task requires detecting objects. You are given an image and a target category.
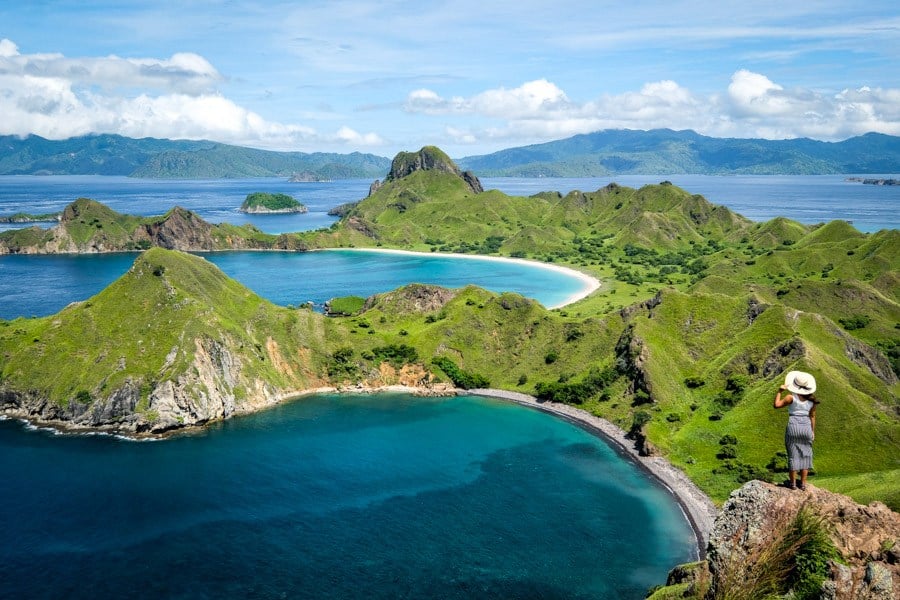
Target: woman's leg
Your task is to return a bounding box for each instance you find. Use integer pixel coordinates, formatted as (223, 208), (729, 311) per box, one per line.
(799, 469), (808, 488)
(788, 470), (797, 488)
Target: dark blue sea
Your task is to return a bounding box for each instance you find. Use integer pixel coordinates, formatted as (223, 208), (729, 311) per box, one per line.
(0, 393), (696, 599)
(1, 174), (897, 598)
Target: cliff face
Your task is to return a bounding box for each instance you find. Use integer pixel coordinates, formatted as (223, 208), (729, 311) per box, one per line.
(0, 199), (289, 254)
(654, 480), (900, 599)
(0, 335), (276, 433)
(383, 146), (483, 195)
(0, 249), (452, 436)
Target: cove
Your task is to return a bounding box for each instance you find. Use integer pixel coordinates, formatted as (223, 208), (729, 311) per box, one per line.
(0, 249), (596, 320)
(0, 392), (696, 599)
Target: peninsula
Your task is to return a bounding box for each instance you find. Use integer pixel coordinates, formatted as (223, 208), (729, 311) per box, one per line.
(1, 146), (897, 521)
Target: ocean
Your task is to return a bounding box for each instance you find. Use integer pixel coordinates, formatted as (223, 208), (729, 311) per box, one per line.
(0, 393), (696, 599)
(1, 174), (898, 234)
(1, 174), (897, 598)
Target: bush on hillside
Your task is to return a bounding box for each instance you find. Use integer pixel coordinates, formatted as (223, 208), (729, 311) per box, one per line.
(432, 356), (489, 389)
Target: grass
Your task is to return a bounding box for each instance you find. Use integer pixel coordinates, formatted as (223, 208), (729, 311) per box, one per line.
(1, 157), (897, 511)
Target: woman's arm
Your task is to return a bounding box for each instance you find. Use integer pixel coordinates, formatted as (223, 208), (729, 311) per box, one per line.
(810, 404), (816, 437)
(774, 385), (793, 408)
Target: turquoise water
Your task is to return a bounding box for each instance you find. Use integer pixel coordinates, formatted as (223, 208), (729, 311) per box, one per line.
(0, 393), (696, 598)
(0, 249), (589, 320)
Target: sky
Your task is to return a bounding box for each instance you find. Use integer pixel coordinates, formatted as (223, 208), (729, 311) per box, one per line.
(1, 1), (899, 158)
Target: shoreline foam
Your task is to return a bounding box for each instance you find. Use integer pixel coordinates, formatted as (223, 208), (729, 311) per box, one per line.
(318, 247), (601, 308)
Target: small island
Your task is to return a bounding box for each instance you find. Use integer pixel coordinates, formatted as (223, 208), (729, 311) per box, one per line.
(845, 176), (899, 186)
(239, 192), (308, 214)
(288, 171), (330, 183)
(0, 211), (61, 224)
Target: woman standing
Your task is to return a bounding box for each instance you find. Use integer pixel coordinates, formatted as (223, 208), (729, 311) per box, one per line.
(773, 371), (819, 490)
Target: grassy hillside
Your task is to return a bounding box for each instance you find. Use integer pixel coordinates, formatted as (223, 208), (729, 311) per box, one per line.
(1, 147), (897, 511)
(302, 149), (899, 507)
(0, 197), (311, 253)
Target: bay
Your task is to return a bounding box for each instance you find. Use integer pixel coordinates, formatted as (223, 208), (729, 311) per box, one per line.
(0, 393), (696, 599)
(0, 249), (591, 320)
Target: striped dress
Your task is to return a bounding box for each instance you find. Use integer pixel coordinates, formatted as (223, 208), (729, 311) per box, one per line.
(785, 396), (815, 470)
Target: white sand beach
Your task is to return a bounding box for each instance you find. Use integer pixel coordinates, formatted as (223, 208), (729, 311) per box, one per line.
(318, 247), (600, 308)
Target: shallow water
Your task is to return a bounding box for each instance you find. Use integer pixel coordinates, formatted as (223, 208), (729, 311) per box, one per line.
(0, 393), (696, 599)
(0, 249), (590, 320)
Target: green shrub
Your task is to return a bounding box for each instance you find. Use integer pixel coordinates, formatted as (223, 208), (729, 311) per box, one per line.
(372, 344), (418, 368)
(533, 366), (618, 405)
(432, 356), (489, 390)
(684, 376), (705, 388)
(838, 315), (871, 330)
(717, 445), (737, 459)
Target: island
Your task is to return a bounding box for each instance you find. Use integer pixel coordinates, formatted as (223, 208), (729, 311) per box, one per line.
(0, 211), (61, 223)
(239, 192), (308, 214)
(288, 171), (330, 182)
(1, 144), (898, 597)
(845, 176), (900, 186)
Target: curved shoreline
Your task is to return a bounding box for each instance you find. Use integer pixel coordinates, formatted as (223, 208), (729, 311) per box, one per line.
(4, 382), (715, 558)
(290, 384), (715, 558)
(318, 247), (601, 308)
(463, 388), (717, 558)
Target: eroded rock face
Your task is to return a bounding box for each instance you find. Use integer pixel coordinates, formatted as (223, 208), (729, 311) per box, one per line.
(363, 283), (457, 313)
(137, 207), (216, 251)
(706, 480), (900, 600)
(384, 147), (483, 195)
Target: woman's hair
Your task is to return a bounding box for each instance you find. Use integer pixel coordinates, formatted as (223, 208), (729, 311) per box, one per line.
(797, 392), (819, 404)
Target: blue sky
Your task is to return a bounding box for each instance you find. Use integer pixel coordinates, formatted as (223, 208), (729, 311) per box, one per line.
(1, 1), (898, 157)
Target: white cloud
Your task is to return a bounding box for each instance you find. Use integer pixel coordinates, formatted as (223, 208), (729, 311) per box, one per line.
(0, 39), (383, 151)
(0, 39), (19, 58)
(405, 79), (570, 118)
(405, 71), (900, 146)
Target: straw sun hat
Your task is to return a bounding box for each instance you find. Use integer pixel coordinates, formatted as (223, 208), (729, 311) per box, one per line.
(784, 371), (816, 395)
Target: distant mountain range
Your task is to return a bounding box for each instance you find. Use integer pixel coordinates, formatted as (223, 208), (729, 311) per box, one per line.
(1, 129), (899, 178)
(0, 134), (390, 179)
(456, 129), (900, 176)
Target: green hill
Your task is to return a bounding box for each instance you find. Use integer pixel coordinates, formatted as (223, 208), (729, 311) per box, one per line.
(456, 129), (900, 176)
(0, 197), (308, 253)
(1, 146), (897, 512)
(0, 134), (390, 178)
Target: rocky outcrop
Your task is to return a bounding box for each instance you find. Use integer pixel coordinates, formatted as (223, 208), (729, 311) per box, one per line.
(654, 480), (900, 599)
(363, 283), (457, 313)
(136, 206), (216, 250)
(846, 177), (900, 186)
(382, 146), (483, 195)
(0, 200), (286, 254)
(614, 323), (653, 401)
